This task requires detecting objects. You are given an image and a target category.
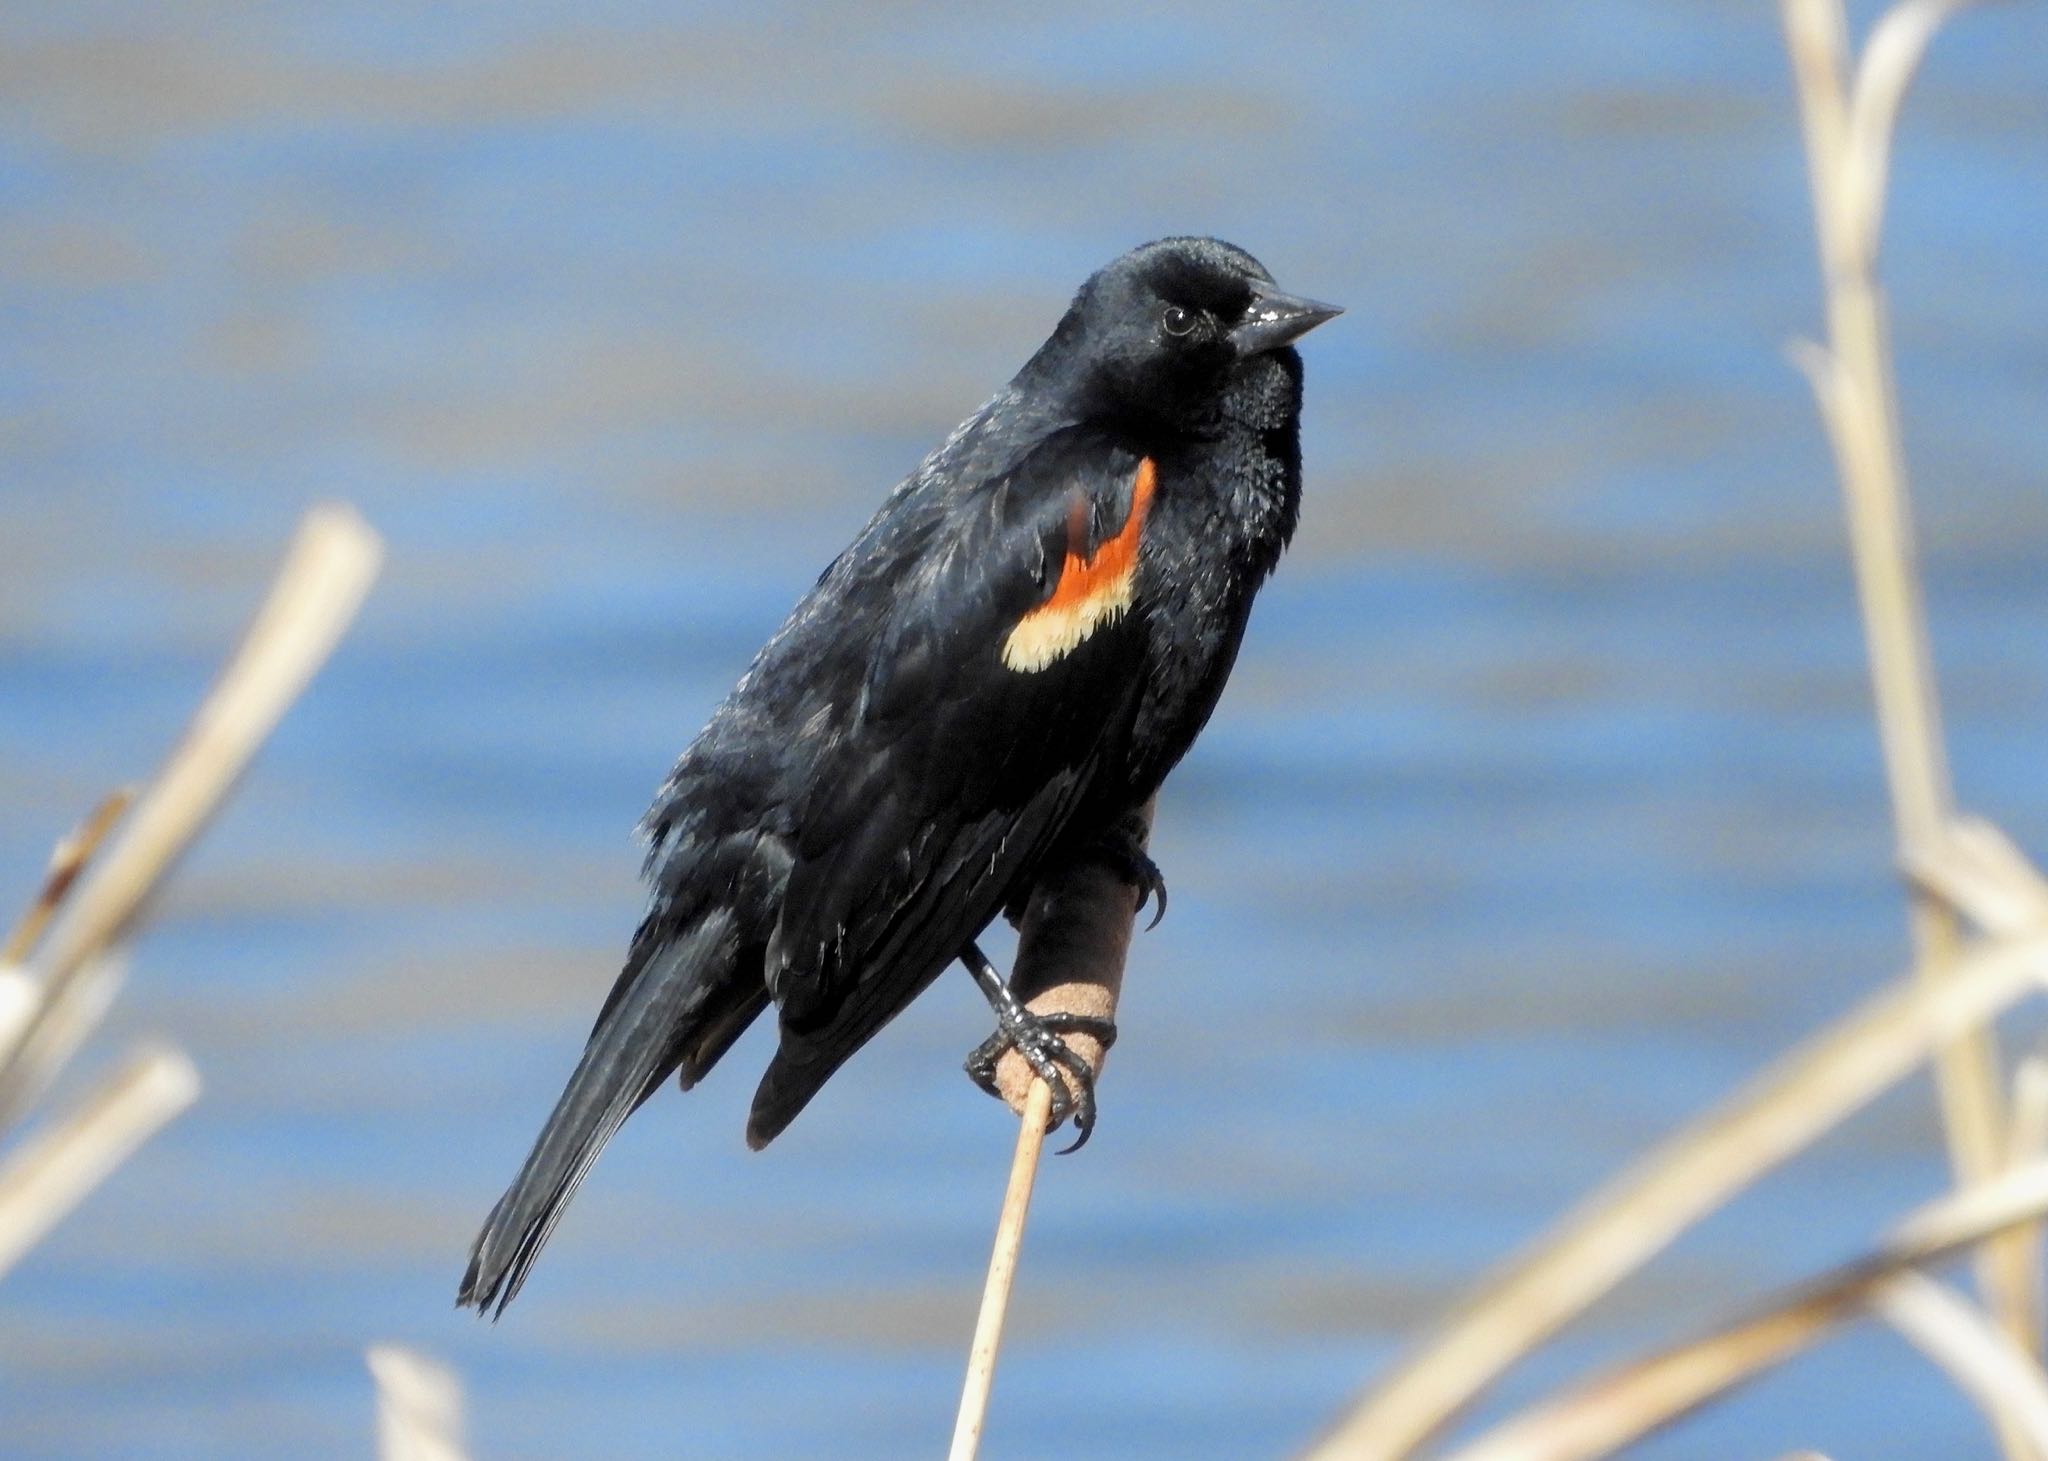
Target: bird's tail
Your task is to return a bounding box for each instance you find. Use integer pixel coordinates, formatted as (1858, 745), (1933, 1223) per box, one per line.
(458, 909), (741, 1318)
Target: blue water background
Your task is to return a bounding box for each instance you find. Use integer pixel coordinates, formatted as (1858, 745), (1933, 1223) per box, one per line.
(4, 3), (2048, 1457)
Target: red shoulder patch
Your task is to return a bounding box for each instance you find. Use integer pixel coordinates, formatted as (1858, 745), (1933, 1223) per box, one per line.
(1002, 458), (1155, 673)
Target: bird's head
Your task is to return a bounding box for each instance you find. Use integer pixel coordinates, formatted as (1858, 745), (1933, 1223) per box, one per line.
(1033, 237), (1341, 436)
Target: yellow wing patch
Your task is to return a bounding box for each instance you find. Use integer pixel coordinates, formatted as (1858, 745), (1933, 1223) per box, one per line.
(1001, 458), (1156, 673)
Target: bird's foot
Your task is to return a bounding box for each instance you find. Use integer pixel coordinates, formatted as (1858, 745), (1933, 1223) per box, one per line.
(965, 1009), (1119, 1153)
(1086, 810), (1167, 929)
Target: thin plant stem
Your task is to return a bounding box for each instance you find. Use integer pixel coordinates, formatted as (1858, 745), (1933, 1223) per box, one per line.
(1300, 931), (2048, 1460)
(366, 1345), (470, 1461)
(1440, 1156), (2048, 1461)
(0, 789), (134, 967)
(0, 505), (382, 1127)
(0, 1045), (199, 1280)
(1784, 0), (2036, 1427)
(950, 1078), (1055, 1461)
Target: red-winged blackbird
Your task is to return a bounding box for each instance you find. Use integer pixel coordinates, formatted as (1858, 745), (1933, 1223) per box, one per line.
(459, 237), (1338, 1315)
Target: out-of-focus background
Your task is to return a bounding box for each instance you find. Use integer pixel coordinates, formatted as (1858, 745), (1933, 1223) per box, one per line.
(3, 3), (2046, 1457)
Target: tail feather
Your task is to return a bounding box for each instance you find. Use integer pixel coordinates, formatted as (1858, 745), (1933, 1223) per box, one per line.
(678, 980), (770, 1091)
(459, 909), (741, 1317)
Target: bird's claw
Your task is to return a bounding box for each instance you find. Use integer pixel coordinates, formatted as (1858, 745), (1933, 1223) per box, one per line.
(1088, 812), (1167, 929)
(965, 1011), (1118, 1153)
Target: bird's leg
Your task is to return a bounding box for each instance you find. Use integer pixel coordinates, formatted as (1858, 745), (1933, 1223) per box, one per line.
(960, 941), (1118, 1152)
(1084, 808), (1168, 928)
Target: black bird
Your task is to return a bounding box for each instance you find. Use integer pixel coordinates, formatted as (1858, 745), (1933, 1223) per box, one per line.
(460, 237), (1338, 1316)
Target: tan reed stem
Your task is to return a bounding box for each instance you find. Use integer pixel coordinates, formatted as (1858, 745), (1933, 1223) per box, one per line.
(0, 505), (383, 1128)
(949, 800), (1153, 1453)
(1, 789), (134, 967)
(1783, 7), (2036, 1444)
(1300, 929), (2048, 1460)
(0, 1044), (199, 1280)
(1440, 1155), (2048, 1461)
(367, 1344), (470, 1461)
(950, 1077), (1056, 1461)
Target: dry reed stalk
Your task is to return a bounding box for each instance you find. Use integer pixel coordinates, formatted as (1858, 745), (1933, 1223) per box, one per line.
(367, 1345), (470, 1461)
(0, 792), (136, 1060)
(1438, 1156), (2048, 1461)
(0, 789), (134, 968)
(0, 1044), (199, 1279)
(2005, 1058), (2048, 1345)
(1304, 5), (2036, 1455)
(950, 803), (1152, 1456)
(0, 505), (383, 1128)
(0, 948), (132, 1137)
(989, 800), (1150, 1114)
(950, 1078), (1056, 1461)
(1783, 0), (2035, 1394)
(1876, 1273), (2048, 1453)
(1907, 818), (2048, 943)
(0, 969), (33, 1063)
(1300, 928), (2048, 1460)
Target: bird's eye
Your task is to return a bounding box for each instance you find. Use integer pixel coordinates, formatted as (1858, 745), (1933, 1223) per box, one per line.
(1162, 305), (1197, 337)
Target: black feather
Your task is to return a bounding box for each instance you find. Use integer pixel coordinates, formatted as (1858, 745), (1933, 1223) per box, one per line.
(459, 910), (739, 1316)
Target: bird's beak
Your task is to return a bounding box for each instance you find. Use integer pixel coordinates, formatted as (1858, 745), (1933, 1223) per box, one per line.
(1231, 282), (1343, 353)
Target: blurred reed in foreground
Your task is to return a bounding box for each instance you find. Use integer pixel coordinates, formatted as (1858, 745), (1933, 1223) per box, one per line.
(0, 510), (394, 1435)
(1304, 2), (2048, 1458)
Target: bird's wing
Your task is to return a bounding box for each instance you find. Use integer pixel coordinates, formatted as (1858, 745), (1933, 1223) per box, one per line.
(748, 432), (1158, 1142)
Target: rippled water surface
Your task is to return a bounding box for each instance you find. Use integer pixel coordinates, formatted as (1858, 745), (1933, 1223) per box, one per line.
(5, 4), (2048, 1457)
